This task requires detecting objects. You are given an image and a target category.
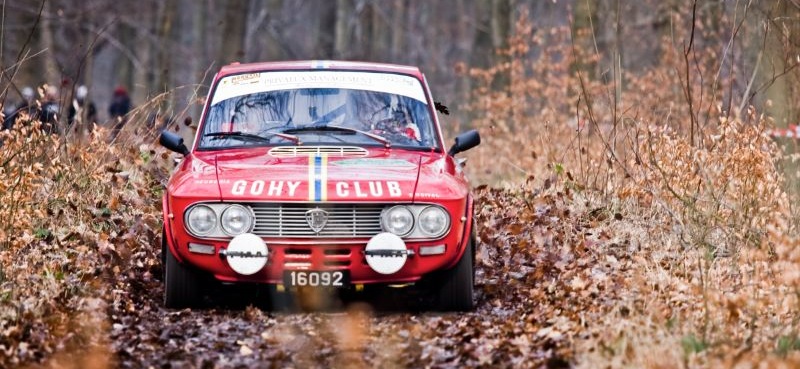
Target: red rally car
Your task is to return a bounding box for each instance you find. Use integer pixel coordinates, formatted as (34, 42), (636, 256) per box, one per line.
(159, 60), (481, 311)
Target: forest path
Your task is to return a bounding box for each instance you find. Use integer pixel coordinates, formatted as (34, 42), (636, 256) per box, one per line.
(110, 187), (626, 368)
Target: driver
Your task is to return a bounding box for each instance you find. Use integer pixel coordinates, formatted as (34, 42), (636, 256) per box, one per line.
(343, 91), (420, 142)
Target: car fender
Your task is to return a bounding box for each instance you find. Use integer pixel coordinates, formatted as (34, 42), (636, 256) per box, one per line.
(162, 193), (185, 264)
(443, 194), (474, 270)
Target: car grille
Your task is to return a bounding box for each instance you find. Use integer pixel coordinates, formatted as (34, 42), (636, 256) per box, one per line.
(268, 146), (368, 158)
(250, 203), (384, 238)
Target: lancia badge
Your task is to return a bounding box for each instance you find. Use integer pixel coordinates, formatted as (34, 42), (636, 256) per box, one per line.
(305, 208), (329, 233)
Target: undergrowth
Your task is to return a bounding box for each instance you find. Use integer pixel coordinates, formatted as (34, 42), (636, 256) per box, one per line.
(0, 117), (170, 367)
(458, 7), (800, 368)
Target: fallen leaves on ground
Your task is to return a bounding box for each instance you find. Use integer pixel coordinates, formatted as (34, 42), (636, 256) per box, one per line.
(105, 182), (629, 368)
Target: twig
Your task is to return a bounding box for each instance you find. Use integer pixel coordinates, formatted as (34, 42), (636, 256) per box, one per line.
(709, 0), (749, 123)
(0, 0), (43, 104)
(1, 0), (5, 69)
(683, 0), (698, 147)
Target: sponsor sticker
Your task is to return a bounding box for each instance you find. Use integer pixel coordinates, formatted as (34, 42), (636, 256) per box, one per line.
(230, 73), (260, 85)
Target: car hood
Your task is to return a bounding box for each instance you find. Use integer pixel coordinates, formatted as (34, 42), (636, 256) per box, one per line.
(212, 149), (422, 202)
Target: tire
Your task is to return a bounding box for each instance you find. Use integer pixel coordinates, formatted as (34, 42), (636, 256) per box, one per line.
(433, 236), (475, 311)
(164, 235), (201, 309)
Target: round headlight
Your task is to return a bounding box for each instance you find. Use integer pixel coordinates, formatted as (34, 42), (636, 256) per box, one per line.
(186, 205), (217, 236)
(382, 206), (414, 236)
(418, 206), (450, 237)
(221, 204), (254, 235)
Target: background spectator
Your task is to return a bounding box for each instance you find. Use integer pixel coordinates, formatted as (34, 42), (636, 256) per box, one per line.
(67, 85), (97, 128)
(3, 86), (36, 130)
(109, 86), (130, 119)
(109, 86), (131, 138)
(40, 86), (59, 134)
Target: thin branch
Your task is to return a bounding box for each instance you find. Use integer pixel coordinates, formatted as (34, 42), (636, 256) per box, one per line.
(0, 0), (43, 104)
(1, 0), (5, 69)
(736, 20), (767, 118)
(682, 0), (698, 146)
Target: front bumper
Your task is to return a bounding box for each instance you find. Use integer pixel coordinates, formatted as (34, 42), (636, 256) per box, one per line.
(169, 237), (464, 284)
(162, 195), (474, 285)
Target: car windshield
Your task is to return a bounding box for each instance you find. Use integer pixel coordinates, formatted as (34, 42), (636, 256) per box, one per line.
(198, 70), (438, 149)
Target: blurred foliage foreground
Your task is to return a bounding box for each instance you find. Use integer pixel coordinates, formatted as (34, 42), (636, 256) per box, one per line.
(3, 14), (800, 369)
(0, 121), (168, 367)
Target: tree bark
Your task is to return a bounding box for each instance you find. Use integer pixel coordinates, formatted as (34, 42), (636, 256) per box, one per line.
(369, 3), (389, 61)
(390, 0), (406, 61)
(570, 0), (598, 78)
(156, 0), (178, 94)
(490, 0), (511, 90)
(470, 0), (493, 70)
(39, 1), (60, 87)
(334, 0), (353, 59)
(218, 0), (248, 64)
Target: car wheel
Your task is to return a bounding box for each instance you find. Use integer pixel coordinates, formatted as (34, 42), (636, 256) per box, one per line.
(433, 236), (475, 311)
(164, 239), (201, 309)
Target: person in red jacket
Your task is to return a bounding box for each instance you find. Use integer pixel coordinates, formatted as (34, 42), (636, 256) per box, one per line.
(109, 86), (131, 139)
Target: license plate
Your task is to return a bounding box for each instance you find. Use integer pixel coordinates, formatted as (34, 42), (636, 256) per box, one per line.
(283, 270), (349, 287)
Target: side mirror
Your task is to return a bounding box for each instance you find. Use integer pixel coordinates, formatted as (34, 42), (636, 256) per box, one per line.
(159, 130), (190, 156)
(447, 129), (481, 156)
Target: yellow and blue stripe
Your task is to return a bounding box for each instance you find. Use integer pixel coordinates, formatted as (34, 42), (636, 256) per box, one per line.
(311, 60), (330, 69)
(308, 153), (328, 201)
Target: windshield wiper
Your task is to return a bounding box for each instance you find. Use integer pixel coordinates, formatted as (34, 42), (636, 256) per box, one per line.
(204, 131), (301, 145)
(281, 125), (390, 148)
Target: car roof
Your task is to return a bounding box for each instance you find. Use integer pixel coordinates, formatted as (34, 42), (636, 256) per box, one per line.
(217, 60), (424, 78)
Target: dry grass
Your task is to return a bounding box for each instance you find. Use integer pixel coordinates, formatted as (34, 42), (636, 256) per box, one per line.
(0, 116), (168, 367)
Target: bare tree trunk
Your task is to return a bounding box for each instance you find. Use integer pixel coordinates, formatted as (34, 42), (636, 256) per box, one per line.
(453, 0), (471, 107)
(131, 22), (151, 107)
(170, 0), (198, 122)
(219, 0), (248, 64)
(262, 0), (284, 61)
(352, 0), (368, 59)
(470, 0), (493, 70)
(490, 0), (511, 89)
(156, 0), (178, 94)
(39, 1), (59, 87)
(116, 23), (136, 96)
(317, 0), (336, 58)
(80, 3), (95, 135)
(390, 0), (406, 61)
(188, 0), (212, 120)
(761, 2), (789, 126)
(370, 3), (389, 61)
(570, 0), (598, 78)
(334, 0), (353, 59)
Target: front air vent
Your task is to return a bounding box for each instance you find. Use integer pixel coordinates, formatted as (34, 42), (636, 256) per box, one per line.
(268, 146), (368, 158)
(251, 203), (384, 238)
